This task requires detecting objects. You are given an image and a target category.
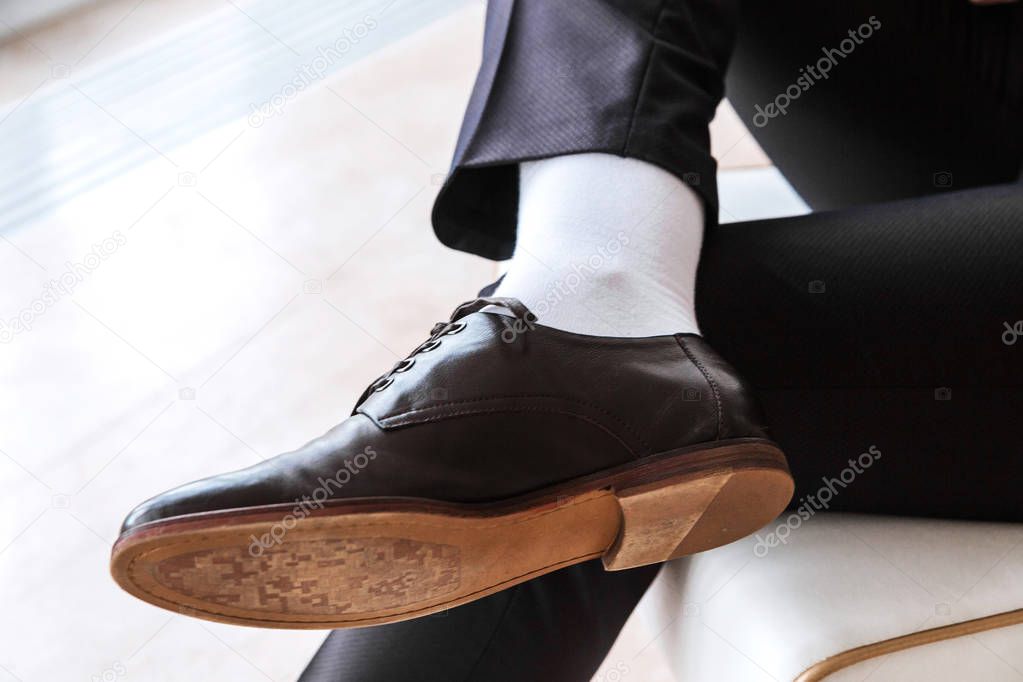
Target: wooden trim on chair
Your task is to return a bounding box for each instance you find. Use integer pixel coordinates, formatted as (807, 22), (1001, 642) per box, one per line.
(795, 608), (1023, 682)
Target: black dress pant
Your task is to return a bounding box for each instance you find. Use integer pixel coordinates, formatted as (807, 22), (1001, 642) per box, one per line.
(302, 2), (1023, 680)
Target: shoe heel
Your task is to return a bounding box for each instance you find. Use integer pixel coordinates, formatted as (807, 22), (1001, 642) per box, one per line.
(602, 447), (793, 571)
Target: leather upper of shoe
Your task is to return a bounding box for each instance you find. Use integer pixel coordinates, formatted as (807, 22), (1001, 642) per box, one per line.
(121, 297), (769, 534)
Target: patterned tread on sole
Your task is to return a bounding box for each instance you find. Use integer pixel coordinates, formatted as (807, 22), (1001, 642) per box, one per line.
(151, 537), (461, 616)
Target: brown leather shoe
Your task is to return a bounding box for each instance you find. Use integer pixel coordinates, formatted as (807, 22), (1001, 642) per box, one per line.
(111, 297), (793, 629)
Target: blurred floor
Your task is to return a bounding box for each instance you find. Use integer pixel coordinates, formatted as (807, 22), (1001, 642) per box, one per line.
(0, 1), (794, 680)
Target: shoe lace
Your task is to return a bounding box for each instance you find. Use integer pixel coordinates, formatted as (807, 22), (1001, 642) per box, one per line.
(352, 297), (536, 412)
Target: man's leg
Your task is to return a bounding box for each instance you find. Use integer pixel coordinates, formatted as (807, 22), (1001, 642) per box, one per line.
(299, 561), (659, 682)
(700, 183), (1023, 521)
(430, 0), (1023, 522)
(432, 0), (737, 261)
(727, 0), (1023, 210)
(494, 153), (707, 337)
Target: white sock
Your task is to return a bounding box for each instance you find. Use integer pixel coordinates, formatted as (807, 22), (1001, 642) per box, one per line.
(494, 153), (705, 337)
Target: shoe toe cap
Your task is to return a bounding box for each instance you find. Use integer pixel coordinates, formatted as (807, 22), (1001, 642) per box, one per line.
(119, 471), (272, 535)
(118, 416), (385, 536)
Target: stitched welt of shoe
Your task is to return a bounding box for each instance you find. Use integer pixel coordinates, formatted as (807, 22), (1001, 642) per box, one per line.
(112, 442), (792, 629)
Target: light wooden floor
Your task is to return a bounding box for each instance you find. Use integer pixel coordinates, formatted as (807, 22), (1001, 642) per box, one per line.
(0, 2), (785, 680)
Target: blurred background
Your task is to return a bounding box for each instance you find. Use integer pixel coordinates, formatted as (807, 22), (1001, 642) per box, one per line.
(0, 1), (807, 679)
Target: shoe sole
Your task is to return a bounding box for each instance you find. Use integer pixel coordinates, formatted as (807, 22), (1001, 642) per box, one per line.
(110, 438), (793, 629)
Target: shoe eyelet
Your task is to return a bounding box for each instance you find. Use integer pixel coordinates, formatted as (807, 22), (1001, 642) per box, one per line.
(445, 322), (466, 335)
(394, 358), (415, 373)
(419, 339), (442, 353)
(373, 376), (394, 391)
